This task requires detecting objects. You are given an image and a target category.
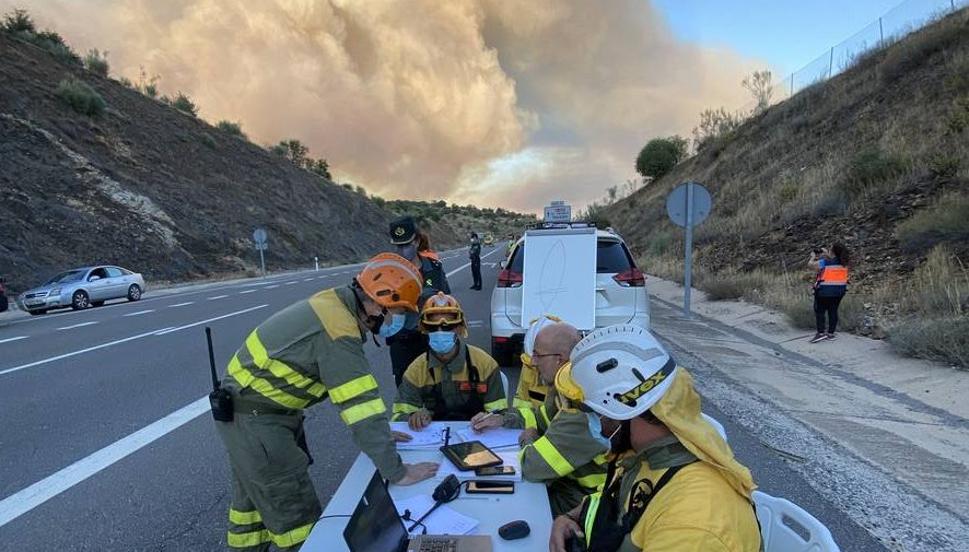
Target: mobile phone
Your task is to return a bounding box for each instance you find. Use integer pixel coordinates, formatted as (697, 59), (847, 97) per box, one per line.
(475, 465), (516, 477)
(466, 480), (515, 494)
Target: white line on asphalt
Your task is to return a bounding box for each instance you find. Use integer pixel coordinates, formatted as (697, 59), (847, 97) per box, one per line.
(0, 305), (269, 377)
(444, 246), (502, 278)
(57, 321), (99, 331)
(304, 278), (314, 282)
(152, 304), (268, 336)
(239, 289), (257, 294)
(285, 281), (297, 286)
(208, 295), (229, 300)
(0, 336), (28, 344)
(265, 285), (280, 289)
(0, 396), (210, 528)
(122, 309), (155, 317)
(170, 302), (194, 307)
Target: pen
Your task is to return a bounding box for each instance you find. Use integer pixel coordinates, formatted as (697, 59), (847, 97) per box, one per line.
(443, 426), (451, 447)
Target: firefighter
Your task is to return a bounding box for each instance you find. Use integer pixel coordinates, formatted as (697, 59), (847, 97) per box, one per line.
(469, 232), (483, 290)
(392, 293), (506, 427)
(216, 253), (438, 551)
(511, 314), (560, 410)
(387, 216), (451, 387)
(472, 321), (609, 517)
(549, 325), (761, 552)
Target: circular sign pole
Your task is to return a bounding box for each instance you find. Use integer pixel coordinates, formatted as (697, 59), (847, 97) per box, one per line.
(683, 182), (695, 318)
(665, 181), (712, 319)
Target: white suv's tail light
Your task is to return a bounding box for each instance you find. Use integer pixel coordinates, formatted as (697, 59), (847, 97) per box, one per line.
(497, 269), (523, 288)
(613, 267), (646, 287)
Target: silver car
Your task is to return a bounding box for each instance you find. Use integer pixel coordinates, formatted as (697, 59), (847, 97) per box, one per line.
(18, 265), (146, 315)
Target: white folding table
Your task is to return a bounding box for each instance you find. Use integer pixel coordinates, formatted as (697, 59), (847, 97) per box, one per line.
(303, 422), (553, 551)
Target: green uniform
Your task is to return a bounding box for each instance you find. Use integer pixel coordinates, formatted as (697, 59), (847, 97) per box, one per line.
(216, 286), (404, 551)
(502, 389), (609, 516)
(392, 341), (506, 421)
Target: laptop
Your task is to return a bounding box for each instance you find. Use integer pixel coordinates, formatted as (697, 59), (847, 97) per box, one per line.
(343, 472), (492, 552)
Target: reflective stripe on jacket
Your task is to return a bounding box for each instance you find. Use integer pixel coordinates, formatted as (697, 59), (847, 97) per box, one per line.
(225, 286), (405, 482)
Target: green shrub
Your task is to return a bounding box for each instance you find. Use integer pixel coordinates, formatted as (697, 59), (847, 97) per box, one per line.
(216, 120), (246, 139)
(55, 76), (106, 116)
(896, 194), (969, 252)
(171, 91), (198, 116)
(845, 147), (907, 194)
(199, 133), (217, 149)
(83, 48), (109, 77)
(636, 136), (688, 180)
(2, 8), (34, 33)
(888, 316), (969, 369)
(927, 152), (960, 178)
(946, 96), (969, 134)
(701, 270), (772, 301)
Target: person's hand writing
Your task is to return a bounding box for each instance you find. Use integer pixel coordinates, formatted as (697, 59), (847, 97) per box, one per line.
(549, 515), (583, 552)
(470, 411), (502, 432)
(408, 409), (432, 431)
(396, 462), (439, 486)
(391, 431), (413, 442)
(518, 428), (539, 446)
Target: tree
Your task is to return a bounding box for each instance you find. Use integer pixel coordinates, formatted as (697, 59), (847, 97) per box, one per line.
(275, 139), (309, 167)
(636, 136), (688, 180)
(692, 108), (744, 151)
(2, 9), (35, 33)
(742, 70), (773, 114)
(308, 158), (331, 180)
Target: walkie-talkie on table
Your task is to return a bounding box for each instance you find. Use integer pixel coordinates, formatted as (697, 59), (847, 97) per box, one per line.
(206, 326), (233, 422)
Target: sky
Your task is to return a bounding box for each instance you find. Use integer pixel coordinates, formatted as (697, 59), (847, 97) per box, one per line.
(5, 0), (921, 214)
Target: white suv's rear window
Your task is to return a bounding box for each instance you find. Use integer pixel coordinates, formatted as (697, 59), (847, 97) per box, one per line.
(508, 239), (635, 274)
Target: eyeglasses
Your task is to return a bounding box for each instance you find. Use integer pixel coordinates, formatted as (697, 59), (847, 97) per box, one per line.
(531, 350), (560, 360)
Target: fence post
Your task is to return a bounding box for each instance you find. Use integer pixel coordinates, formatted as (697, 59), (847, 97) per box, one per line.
(790, 73), (794, 96)
(828, 47), (834, 79)
(952, 0), (956, 11)
(879, 17), (884, 44)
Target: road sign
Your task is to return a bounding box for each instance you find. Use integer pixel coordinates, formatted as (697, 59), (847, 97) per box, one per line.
(544, 202), (571, 223)
(666, 182), (711, 228)
(252, 228), (268, 276)
(665, 182), (713, 318)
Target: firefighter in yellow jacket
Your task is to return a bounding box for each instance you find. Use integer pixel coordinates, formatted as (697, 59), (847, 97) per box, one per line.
(549, 325), (761, 552)
(392, 293), (506, 427)
(215, 253), (438, 551)
(472, 321), (609, 516)
(511, 314), (559, 410)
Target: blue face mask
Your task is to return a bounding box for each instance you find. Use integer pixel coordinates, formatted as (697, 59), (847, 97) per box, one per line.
(378, 313), (406, 338)
(428, 331), (457, 354)
(585, 412), (619, 451)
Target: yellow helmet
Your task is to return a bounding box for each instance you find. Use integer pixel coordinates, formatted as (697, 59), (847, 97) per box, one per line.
(419, 292), (467, 337)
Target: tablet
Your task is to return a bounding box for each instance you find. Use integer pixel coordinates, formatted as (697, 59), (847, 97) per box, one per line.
(440, 440), (503, 471)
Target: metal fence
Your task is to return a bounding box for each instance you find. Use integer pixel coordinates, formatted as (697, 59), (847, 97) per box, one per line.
(739, 0), (969, 113)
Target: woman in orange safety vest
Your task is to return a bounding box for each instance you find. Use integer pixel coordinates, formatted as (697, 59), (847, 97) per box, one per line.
(808, 242), (850, 343)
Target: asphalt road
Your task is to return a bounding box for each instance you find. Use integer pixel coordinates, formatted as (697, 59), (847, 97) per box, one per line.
(0, 244), (886, 551)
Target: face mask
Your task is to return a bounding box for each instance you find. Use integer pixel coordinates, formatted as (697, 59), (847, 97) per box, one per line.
(396, 243), (417, 260)
(378, 313), (406, 338)
(585, 412), (622, 451)
(428, 331), (457, 354)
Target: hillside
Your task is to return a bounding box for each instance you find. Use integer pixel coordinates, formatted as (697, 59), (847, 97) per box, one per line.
(0, 17), (533, 294)
(607, 9), (969, 367)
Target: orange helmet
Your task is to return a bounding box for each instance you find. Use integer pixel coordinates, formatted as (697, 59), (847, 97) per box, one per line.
(419, 292), (467, 337)
(355, 253), (423, 312)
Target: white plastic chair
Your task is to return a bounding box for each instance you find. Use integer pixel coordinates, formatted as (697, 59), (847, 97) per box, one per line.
(701, 412), (728, 442)
(752, 491), (840, 552)
(499, 370), (510, 409)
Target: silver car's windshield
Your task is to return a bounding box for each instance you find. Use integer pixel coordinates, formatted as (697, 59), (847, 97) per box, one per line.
(44, 270), (87, 285)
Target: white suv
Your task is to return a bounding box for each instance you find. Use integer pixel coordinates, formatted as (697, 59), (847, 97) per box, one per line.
(490, 227), (650, 367)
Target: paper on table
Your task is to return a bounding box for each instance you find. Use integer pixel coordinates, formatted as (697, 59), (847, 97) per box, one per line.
(391, 422), (457, 449)
(456, 427), (521, 450)
(435, 450), (522, 481)
(394, 494), (479, 536)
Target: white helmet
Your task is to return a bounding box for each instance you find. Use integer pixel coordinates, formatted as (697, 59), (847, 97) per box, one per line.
(560, 324), (677, 420)
(522, 314), (562, 358)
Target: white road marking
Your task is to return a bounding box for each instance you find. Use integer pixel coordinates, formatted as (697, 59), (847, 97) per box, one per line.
(0, 396), (210, 528)
(265, 285), (279, 289)
(122, 309), (154, 317)
(0, 305), (269, 377)
(239, 289), (257, 294)
(0, 336), (28, 344)
(152, 304), (268, 336)
(170, 302), (194, 308)
(445, 246), (503, 278)
(57, 321), (98, 331)
(207, 295), (229, 300)
(304, 278), (314, 282)
(285, 281), (297, 286)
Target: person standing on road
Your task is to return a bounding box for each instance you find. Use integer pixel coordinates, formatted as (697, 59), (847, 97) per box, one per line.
(387, 216), (451, 387)
(549, 325), (761, 552)
(215, 253), (438, 552)
(392, 293), (506, 427)
(809, 242), (850, 343)
(473, 322), (609, 517)
(469, 232), (483, 290)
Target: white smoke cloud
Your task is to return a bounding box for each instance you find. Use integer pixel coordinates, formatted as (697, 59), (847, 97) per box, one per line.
(6, 0), (761, 212)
